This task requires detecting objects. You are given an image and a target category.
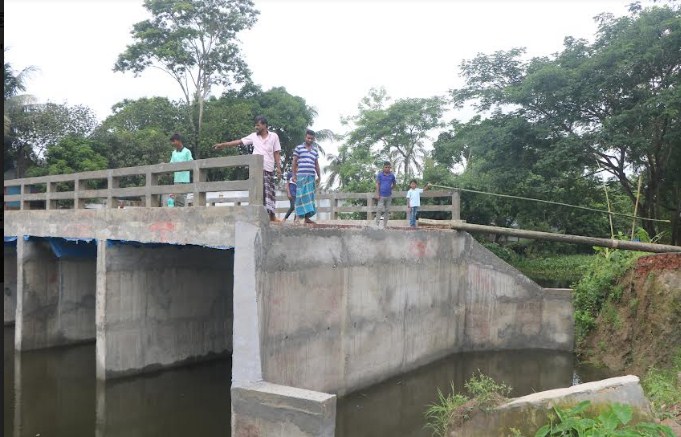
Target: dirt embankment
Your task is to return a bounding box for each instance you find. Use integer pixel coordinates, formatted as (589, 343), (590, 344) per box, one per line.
(581, 252), (681, 375)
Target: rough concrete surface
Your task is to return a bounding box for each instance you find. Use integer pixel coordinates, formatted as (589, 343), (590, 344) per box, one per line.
(16, 238), (96, 350)
(233, 224), (573, 397)
(4, 206), (267, 248)
(96, 243), (233, 379)
(231, 381), (336, 437)
(452, 375), (653, 436)
(4, 245), (17, 324)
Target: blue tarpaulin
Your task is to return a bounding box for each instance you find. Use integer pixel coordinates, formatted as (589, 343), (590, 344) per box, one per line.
(4, 236), (17, 247)
(106, 240), (232, 250)
(48, 238), (97, 259)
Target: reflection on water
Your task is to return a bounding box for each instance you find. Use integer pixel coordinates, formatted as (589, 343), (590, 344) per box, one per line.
(335, 349), (615, 437)
(4, 327), (614, 437)
(4, 327), (230, 437)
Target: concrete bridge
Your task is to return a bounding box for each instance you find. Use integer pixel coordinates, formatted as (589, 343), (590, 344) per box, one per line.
(4, 156), (573, 436)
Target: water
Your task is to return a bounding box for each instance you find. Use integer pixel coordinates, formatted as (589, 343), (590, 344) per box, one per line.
(4, 327), (614, 437)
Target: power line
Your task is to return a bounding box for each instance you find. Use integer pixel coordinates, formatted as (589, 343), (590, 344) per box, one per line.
(429, 184), (671, 224)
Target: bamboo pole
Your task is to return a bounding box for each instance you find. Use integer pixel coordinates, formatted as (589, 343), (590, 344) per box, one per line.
(418, 219), (681, 254)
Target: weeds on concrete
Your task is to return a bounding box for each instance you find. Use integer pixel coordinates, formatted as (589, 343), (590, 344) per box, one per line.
(424, 371), (512, 437)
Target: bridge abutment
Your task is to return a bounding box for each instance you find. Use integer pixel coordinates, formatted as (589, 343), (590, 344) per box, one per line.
(15, 237), (96, 351)
(96, 241), (233, 379)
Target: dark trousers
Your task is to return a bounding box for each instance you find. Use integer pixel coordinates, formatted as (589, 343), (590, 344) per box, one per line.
(285, 198), (295, 219)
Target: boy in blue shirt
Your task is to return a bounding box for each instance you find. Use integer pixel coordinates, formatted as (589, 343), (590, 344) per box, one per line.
(406, 179), (431, 227)
(374, 161), (396, 228)
(169, 133), (193, 206)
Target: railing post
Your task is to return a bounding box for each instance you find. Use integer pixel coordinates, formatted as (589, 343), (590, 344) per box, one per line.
(451, 189), (460, 220)
(193, 162), (206, 207)
(367, 193), (374, 221)
(330, 193), (337, 220)
(21, 183), (29, 210)
(248, 155), (264, 206)
(146, 170), (159, 207)
(46, 182), (57, 210)
(74, 177), (84, 209)
(107, 171), (119, 208)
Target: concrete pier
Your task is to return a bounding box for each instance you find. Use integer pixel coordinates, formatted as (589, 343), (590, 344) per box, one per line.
(4, 243), (18, 325)
(96, 242), (233, 379)
(15, 237), (97, 351)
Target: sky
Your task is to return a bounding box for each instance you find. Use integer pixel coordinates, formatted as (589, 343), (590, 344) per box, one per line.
(5, 0), (638, 156)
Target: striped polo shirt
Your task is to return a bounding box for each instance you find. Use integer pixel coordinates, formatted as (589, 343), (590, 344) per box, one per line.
(293, 143), (318, 176)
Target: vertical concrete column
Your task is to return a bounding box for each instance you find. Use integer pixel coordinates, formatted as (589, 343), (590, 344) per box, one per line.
(4, 244), (18, 325)
(231, 221), (337, 436)
(96, 241), (233, 379)
(15, 238), (96, 351)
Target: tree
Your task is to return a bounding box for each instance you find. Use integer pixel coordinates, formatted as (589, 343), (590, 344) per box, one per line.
(92, 97), (191, 169)
(114, 0), (259, 159)
(449, 4), (681, 243)
(4, 53), (38, 175)
(30, 136), (108, 176)
(343, 87), (444, 181)
(6, 102), (97, 177)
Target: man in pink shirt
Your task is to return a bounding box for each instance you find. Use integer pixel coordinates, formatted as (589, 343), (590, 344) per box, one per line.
(213, 115), (283, 222)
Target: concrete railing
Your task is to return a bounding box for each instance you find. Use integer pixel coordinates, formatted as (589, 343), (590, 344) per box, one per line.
(212, 190), (462, 221)
(3, 156), (460, 220)
(3, 155), (264, 210)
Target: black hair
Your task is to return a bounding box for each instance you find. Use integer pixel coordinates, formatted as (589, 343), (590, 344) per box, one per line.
(170, 133), (182, 142)
(410, 179), (417, 185)
(254, 115), (268, 126)
(383, 161), (391, 167)
(306, 129), (315, 136)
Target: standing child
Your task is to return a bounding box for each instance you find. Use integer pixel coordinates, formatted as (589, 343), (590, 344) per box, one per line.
(406, 180), (431, 227)
(284, 170), (297, 222)
(374, 161), (397, 228)
(169, 133), (193, 207)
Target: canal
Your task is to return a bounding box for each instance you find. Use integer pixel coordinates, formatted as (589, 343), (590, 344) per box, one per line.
(4, 327), (613, 436)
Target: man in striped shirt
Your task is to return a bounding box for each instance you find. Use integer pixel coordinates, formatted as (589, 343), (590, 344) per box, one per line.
(292, 129), (321, 224)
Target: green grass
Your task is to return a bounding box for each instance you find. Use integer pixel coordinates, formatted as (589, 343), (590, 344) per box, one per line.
(642, 348), (681, 420)
(510, 254), (594, 286)
(424, 371), (512, 436)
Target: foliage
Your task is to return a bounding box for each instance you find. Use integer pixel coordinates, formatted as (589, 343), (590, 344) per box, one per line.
(424, 383), (469, 437)
(336, 87), (444, 185)
(642, 348), (681, 420)
(4, 54), (38, 175)
(34, 136), (107, 176)
(533, 400), (674, 436)
(424, 371), (512, 437)
(572, 247), (644, 343)
(114, 0), (259, 158)
(507, 254), (594, 285)
(446, 4), (681, 242)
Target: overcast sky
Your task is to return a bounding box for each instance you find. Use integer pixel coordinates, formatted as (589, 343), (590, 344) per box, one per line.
(5, 0), (637, 150)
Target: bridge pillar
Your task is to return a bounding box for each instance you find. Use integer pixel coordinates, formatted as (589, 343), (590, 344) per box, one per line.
(4, 242), (18, 325)
(15, 237), (97, 351)
(96, 241), (233, 379)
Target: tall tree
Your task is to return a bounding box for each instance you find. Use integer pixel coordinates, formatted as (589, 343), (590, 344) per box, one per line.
(114, 0), (259, 159)
(343, 87), (444, 181)
(4, 54), (38, 175)
(449, 4), (681, 242)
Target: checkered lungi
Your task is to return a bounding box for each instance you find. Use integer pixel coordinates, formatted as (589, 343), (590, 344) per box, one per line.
(295, 175), (316, 218)
(263, 171), (276, 214)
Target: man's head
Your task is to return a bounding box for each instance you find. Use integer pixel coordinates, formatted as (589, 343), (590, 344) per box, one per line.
(170, 133), (183, 150)
(382, 161), (392, 174)
(410, 179), (418, 189)
(254, 115), (268, 135)
(305, 129), (315, 146)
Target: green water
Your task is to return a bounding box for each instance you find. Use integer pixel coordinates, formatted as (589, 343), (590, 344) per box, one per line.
(4, 327), (614, 437)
